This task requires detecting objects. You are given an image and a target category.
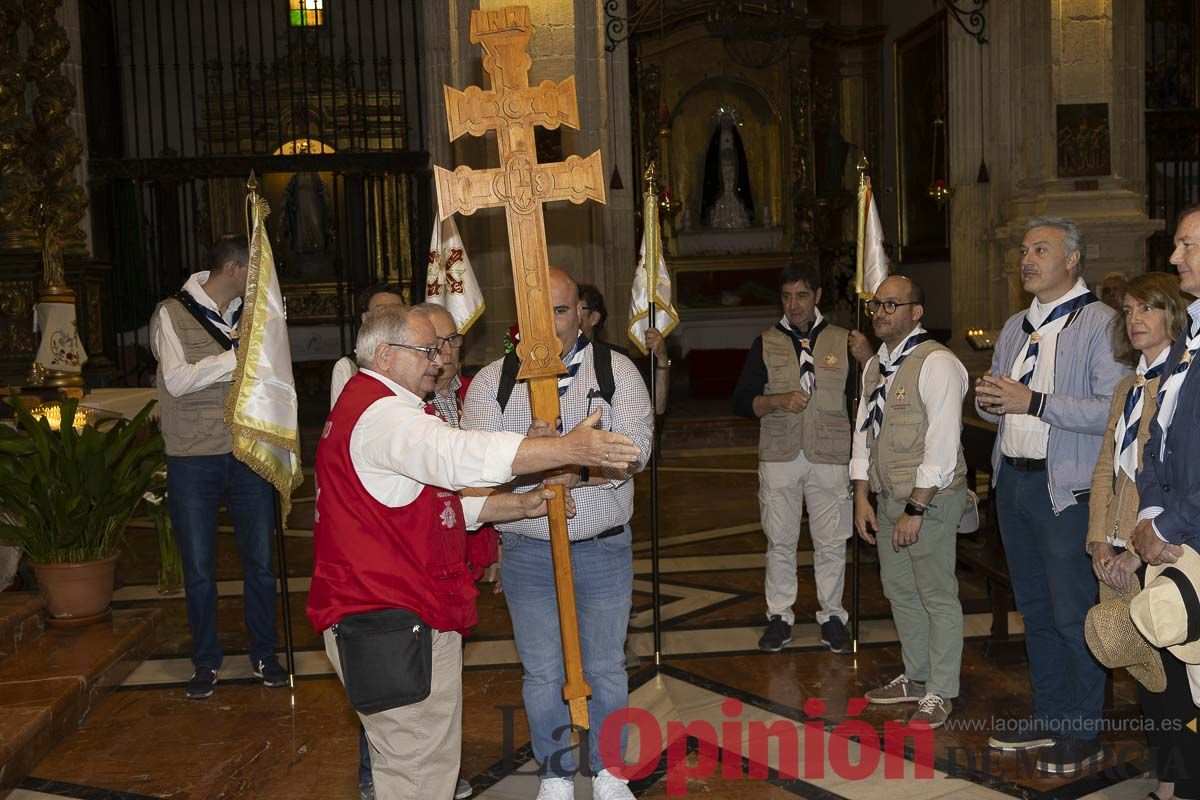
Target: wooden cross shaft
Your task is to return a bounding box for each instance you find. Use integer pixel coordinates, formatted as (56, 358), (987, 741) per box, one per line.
(435, 4), (607, 730)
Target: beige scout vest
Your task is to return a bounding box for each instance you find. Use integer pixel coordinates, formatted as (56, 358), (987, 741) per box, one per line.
(864, 340), (966, 499)
(758, 324), (852, 464)
(154, 298), (233, 457)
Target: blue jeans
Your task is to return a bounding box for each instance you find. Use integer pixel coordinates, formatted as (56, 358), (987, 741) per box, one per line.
(995, 462), (1104, 739)
(501, 527), (633, 778)
(355, 729), (369, 791)
(166, 453), (278, 669)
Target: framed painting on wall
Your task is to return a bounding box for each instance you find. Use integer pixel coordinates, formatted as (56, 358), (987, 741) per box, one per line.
(893, 12), (950, 262)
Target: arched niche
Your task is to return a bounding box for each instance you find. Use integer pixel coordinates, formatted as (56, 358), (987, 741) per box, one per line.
(669, 76), (784, 235)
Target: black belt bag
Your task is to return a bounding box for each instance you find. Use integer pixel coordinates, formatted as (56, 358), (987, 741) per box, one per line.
(332, 608), (432, 715)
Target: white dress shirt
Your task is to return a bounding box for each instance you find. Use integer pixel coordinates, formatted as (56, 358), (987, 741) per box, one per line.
(330, 355), (357, 408)
(345, 369), (524, 528)
(1000, 278), (1091, 459)
(150, 271), (240, 398)
(850, 326), (968, 491)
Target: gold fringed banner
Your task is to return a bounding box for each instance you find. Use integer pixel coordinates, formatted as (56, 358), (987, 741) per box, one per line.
(225, 173), (303, 519)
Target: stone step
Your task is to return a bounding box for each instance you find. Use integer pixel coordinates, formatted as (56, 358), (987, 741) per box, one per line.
(0, 592), (46, 664)
(0, 607), (160, 797)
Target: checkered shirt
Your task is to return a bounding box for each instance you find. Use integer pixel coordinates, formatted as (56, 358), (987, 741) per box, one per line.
(462, 344), (653, 540)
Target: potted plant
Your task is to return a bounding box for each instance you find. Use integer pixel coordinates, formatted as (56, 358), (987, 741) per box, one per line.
(0, 396), (163, 624)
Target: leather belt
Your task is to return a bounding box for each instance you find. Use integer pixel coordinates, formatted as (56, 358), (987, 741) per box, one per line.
(1004, 456), (1047, 472)
(573, 525), (625, 545)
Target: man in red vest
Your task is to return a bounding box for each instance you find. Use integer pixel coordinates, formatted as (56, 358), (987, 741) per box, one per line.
(309, 304), (639, 800)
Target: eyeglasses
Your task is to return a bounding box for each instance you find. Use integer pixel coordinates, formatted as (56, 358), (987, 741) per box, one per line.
(437, 333), (464, 349)
(387, 342), (442, 362)
(866, 300), (918, 316)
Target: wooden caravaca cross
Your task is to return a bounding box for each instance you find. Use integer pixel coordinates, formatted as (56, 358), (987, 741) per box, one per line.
(434, 5), (606, 730)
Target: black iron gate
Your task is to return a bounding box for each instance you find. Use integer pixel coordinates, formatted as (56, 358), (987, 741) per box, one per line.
(79, 0), (431, 386)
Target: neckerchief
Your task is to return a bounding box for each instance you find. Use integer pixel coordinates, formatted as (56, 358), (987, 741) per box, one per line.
(860, 329), (934, 437)
(1114, 352), (1166, 481)
(559, 331), (589, 397)
(174, 290), (244, 350)
(777, 309), (827, 394)
(1016, 291), (1098, 385)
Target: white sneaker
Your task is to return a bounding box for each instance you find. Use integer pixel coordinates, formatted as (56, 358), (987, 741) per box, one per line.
(535, 777), (574, 800)
(592, 769), (635, 800)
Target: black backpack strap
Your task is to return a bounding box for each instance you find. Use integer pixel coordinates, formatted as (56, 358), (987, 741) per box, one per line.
(591, 341), (615, 405)
(497, 343), (615, 411)
(171, 291), (234, 350)
(496, 350), (521, 413)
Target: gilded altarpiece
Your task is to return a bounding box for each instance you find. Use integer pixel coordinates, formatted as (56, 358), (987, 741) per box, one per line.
(632, 8), (882, 324)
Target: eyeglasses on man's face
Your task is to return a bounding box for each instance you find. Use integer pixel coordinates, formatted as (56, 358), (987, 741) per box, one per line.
(387, 342), (443, 362)
(437, 333), (464, 349)
(866, 299), (917, 316)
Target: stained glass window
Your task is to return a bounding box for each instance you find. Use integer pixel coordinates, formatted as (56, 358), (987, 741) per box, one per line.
(289, 0), (324, 27)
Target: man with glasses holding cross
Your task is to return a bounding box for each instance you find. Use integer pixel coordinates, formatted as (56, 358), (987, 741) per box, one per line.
(852, 275), (969, 730)
(976, 217), (1127, 774)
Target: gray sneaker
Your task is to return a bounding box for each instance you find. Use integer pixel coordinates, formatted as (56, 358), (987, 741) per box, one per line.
(908, 693), (951, 729)
(864, 674), (926, 704)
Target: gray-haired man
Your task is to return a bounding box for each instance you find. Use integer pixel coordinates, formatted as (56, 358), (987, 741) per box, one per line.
(975, 217), (1129, 774)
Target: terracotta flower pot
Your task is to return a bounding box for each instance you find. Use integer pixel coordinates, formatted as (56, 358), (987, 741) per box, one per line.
(31, 554), (120, 623)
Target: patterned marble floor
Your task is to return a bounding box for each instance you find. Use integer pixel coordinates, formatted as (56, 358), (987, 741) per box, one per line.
(9, 445), (1175, 800)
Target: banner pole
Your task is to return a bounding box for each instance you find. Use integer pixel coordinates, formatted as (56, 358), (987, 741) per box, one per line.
(274, 491), (296, 685)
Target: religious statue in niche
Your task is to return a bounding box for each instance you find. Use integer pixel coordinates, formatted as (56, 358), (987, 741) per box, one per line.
(282, 172), (331, 253)
(701, 112), (755, 229)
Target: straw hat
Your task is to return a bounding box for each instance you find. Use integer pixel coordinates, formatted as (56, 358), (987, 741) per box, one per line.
(1085, 574), (1167, 693)
(1130, 544), (1200, 664)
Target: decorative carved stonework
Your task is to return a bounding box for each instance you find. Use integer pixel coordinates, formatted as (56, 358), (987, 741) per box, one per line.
(0, 279), (37, 354)
(281, 282), (347, 323)
(789, 50), (816, 255)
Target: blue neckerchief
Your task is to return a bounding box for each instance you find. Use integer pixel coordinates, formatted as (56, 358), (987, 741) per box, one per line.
(1017, 292), (1098, 385)
(860, 330), (934, 436)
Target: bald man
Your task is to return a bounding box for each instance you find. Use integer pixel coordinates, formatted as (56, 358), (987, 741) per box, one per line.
(462, 267), (654, 800)
(852, 275), (969, 730)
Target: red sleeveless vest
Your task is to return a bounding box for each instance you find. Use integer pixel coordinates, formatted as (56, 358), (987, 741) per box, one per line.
(306, 372), (478, 634)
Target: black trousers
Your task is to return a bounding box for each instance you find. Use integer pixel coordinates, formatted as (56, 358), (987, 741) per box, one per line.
(1138, 646), (1200, 797)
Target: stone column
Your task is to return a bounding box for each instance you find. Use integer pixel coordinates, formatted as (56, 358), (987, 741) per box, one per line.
(993, 0), (1160, 315)
(942, 0), (1160, 366)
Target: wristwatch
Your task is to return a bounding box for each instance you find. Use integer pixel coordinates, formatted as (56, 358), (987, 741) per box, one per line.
(580, 466), (590, 483)
(903, 502), (926, 517)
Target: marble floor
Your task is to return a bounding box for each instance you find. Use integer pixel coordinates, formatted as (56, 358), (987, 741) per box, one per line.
(7, 442), (1171, 800)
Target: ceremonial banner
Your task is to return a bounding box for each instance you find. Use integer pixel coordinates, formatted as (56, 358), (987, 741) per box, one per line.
(426, 212), (485, 334)
(627, 222), (679, 356)
(226, 179), (303, 519)
(855, 179), (889, 300)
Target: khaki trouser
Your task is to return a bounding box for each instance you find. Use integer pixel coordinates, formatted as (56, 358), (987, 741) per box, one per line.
(874, 488), (966, 699)
(324, 626), (462, 800)
(759, 450), (852, 625)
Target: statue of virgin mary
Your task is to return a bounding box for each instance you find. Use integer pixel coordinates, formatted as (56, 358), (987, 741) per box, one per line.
(700, 114), (755, 229)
